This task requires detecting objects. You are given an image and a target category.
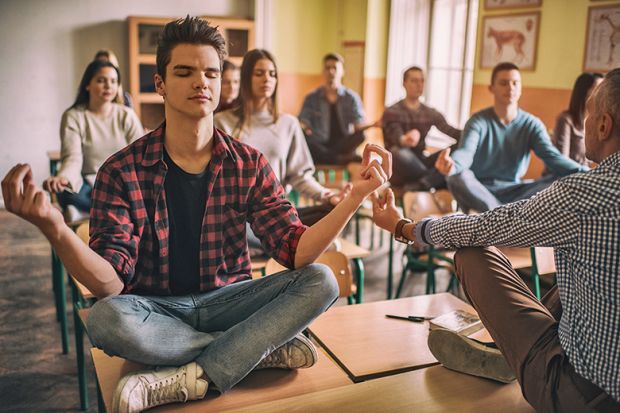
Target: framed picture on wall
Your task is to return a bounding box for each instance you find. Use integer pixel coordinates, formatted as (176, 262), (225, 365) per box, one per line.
(583, 4), (620, 72)
(479, 12), (540, 70)
(484, 0), (541, 10)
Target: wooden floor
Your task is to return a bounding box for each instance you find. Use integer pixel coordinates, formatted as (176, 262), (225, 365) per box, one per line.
(0, 209), (457, 412)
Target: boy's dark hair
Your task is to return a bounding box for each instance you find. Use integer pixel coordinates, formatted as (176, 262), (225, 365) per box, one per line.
(323, 52), (344, 65)
(491, 62), (519, 85)
(403, 66), (424, 82)
(156, 15), (226, 79)
(222, 59), (238, 73)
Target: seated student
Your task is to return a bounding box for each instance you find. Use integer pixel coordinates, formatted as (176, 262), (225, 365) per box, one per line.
(214, 49), (348, 228)
(1, 16), (392, 413)
(551, 72), (603, 166)
(382, 66), (461, 189)
(94, 49), (135, 109)
(43, 60), (143, 222)
(435, 62), (587, 212)
(214, 59), (239, 113)
(298, 53), (370, 165)
(370, 68), (620, 413)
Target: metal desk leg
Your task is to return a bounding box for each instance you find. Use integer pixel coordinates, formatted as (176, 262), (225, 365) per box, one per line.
(387, 236), (394, 299)
(352, 258), (364, 304)
(71, 281), (89, 410)
(52, 250), (69, 354)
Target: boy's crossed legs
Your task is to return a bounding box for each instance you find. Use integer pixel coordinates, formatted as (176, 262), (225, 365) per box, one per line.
(87, 264), (338, 412)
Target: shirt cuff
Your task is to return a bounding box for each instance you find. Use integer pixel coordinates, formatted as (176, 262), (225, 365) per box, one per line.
(414, 218), (435, 246)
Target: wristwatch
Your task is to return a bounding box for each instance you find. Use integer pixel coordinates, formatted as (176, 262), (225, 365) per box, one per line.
(394, 218), (414, 245)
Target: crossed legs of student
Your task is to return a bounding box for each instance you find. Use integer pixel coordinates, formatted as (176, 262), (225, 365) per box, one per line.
(431, 246), (619, 413)
(87, 264), (338, 413)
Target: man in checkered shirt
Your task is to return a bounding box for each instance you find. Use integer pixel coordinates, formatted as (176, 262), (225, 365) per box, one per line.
(2, 17), (392, 413)
(372, 69), (620, 412)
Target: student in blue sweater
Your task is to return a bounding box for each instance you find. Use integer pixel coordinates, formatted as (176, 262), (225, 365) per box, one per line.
(435, 62), (588, 212)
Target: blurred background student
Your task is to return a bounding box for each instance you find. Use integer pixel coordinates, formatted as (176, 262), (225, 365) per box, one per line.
(43, 60), (143, 221)
(551, 72), (603, 166)
(94, 48), (134, 108)
(215, 49), (349, 253)
(215, 59), (240, 113)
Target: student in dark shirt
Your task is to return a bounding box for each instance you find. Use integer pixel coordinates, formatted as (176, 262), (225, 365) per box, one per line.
(2, 16), (392, 412)
(382, 66), (461, 189)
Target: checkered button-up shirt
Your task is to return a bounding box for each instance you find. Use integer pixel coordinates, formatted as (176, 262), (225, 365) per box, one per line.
(89, 124), (307, 295)
(416, 151), (620, 401)
(382, 100), (461, 151)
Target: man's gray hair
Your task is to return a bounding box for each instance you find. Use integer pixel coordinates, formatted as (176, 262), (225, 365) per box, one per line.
(595, 68), (620, 134)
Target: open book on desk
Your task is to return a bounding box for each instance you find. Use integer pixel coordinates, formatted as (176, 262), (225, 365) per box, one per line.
(429, 309), (484, 337)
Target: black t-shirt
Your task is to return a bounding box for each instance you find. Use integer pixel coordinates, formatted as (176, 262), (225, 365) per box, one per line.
(163, 149), (209, 295)
(328, 102), (345, 142)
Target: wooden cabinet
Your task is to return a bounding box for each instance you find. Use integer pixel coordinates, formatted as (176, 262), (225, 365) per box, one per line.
(128, 16), (254, 130)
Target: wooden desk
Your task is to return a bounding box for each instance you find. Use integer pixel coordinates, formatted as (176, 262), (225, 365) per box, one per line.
(224, 365), (534, 413)
(92, 346), (351, 412)
(308, 293), (475, 381)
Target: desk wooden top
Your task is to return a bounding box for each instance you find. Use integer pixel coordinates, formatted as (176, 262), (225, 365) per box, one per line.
(91, 346), (351, 412)
(308, 293), (475, 381)
(338, 238), (370, 259)
(225, 365), (534, 413)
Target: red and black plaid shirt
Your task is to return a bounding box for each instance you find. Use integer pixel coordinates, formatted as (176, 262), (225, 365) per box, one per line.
(89, 124), (307, 295)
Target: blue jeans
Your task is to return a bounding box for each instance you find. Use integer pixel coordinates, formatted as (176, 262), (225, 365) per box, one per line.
(57, 181), (92, 212)
(447, 169), (557, 212)
(87, 264), (339, 392)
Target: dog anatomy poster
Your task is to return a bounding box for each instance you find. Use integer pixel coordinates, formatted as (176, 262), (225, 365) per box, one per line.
(480, 12), (540, 70)
(584, 4), (620, 72)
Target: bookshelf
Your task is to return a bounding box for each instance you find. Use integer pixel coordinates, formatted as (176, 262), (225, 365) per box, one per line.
(128, 16), (254, 129)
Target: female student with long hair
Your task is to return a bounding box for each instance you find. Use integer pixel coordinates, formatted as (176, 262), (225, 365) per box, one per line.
(214, 49), (348, 214)
(44, 60), (143, 220)
(93, 49), (134, 108)
(552, 72), (604, 165)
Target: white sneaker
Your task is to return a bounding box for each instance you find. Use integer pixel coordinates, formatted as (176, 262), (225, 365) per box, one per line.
(256, 334), (318, 370)
(112, 362), (208, 413)
(428, 328), (516, 383)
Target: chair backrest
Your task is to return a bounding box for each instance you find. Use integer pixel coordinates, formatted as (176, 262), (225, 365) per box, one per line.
(72, 222), (95, 299)
(532, 247), (556, 275)
(402, 189), (456, 221)
(76, 222), (89, 245)
(264, 251), (354, 298)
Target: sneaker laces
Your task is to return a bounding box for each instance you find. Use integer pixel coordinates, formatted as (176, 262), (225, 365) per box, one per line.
(144, 372), (189, 406)
(261, 347), (286, 367)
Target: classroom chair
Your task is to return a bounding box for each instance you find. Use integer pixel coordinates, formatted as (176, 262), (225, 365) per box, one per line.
(69, 222), (97, 410)
(264, 250), (358, 304)
(398, 191), (556, 299)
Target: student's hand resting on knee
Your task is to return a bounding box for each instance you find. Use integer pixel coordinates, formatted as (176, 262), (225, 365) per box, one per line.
(2, 164), (65, 233)
(43, 175), (70, 193)
(370, 188), (403, 233)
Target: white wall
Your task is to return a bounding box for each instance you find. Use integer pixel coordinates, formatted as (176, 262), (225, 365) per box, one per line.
(0, 0), (253, 197)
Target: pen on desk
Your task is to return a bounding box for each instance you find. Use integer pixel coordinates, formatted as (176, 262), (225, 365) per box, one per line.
(385, 314), (433, 322)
